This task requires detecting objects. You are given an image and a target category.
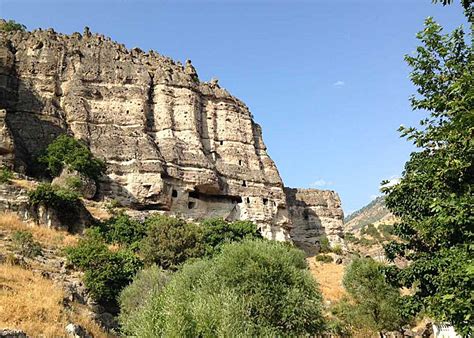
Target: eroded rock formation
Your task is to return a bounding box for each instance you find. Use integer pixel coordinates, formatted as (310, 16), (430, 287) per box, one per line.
(0, 27), (345, 247)
(285, 188), (344, 254)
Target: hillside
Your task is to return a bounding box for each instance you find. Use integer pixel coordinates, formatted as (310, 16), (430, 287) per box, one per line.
(344, 196), (395, 232)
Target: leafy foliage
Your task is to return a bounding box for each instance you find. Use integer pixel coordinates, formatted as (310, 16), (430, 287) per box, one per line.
(0, 19), (26, 32)
(140, 215), (204, 269)
(39, 135), (106, 180)
(94, 213), (146, 250)
(319, 235), (331, 253)
(121, 240), (325, 336)
(119, 265), (171, 326)
(382, 17), (473, 335)
(28, 183), (80, 217)
(0, 167), (13, 184)
(11, 231), (42, 258)
(65, 229), (142, 303)
(201, 218), (262, 256)
(333, 258), (407, 335)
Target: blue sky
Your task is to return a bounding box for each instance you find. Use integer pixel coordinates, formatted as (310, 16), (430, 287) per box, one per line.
(0, 0), (468, 214)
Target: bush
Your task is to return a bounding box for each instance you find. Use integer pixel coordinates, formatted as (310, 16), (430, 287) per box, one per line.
(333, 257), (407, 335)
(119, 265), (171, 324)
(94, 213), (146, 249)
(319, 236), (331, 253)
(140, 215), (204, 269)
(201, 218), (262, 256)
(315, 254), (333, 263)
(65, 230), (142, 303)
(39, 134), (106, 180)
(11, 231), (42, 258)
(121, 240), (325, 336)
(0, 19), (26, 32)
(361, 223), (381, 240)
(0, 167), (13, 184)
(28, 183), (79, 209)
(332, 244), (343, 255)
(378, 223), (395, 238)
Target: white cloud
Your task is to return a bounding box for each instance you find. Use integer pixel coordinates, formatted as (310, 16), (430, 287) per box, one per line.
(310, 179), (333, 188)
(333, 80), (345, 87)
(380, 177), (400, 190)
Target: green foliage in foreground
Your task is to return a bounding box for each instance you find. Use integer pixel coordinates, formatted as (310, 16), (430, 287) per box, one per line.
(65, 230), (142, 303)
(11, 231), (42, 258)
(315, 254), (333, 263)
(0, 19), (26, 32)
(0, 167), (13, 184)
(39, 134), (106, 180)
(121, 240), (325, 336)
(332, 258), (407, 336)
(382, 18), (473, 335)
(93, 213), (146, 250)
(119, 265), (172, 326)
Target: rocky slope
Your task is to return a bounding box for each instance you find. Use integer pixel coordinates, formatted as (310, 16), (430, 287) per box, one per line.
(344, 196), (394, 232)
(0, 27), (344, 249)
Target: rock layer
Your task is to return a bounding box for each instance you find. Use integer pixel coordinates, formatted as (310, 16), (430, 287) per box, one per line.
(285, 188), (344, 255)
(0, 28), (289, 240)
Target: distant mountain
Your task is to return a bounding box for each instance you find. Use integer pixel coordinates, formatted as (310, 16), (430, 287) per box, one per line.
(344, 196), (395, 232)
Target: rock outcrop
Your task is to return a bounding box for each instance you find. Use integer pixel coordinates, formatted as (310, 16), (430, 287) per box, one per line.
(0, 27), (345, 247)
(285, 188), (344, 254)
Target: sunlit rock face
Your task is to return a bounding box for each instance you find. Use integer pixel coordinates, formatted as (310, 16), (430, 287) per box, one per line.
(285, 188), (344, 254)
(0, 28), (290, 240)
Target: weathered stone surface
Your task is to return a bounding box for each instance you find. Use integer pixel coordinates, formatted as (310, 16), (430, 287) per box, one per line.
(65, 323), (91, 338)
(0, 28), (290, 240)
(285, 188), (344, 254)
(0, 28), (346, 246)
(52, 168), (97, 199)
(0, 329), (27, 338)
(0, 109), (14, 168)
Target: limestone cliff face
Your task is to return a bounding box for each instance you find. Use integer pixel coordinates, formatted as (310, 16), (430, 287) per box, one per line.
(0, 28), (289, 240)
(285, 188), (344, 255)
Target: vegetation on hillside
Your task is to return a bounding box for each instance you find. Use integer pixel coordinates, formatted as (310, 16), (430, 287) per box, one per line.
(0, 19), (26, 32)
(39, 135), (106, 180)
(120, 240), (325, 336)
(382, 12), (473, 335)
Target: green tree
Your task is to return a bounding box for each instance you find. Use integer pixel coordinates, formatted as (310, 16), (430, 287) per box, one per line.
(334, 258), (407, 336)
(201, 218), (262, 256)
(382, 17), (473, 335)
(121, 240), (325, 337)
(0, 19), (26, 32)
(139, 215), (204, 269)
(39, 134), (106, 180)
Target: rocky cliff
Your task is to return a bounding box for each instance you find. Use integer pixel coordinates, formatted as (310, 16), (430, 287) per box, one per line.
(285, 188), (344, 254)
(0, 27), (344, 247)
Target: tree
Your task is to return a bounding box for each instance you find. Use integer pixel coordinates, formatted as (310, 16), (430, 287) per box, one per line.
(121, 240), (325, 336)
(0, 19), (26, 32)
(382, 17), (473, 335)
(333, 258), (407, 336)
(39, 134), (106, 180)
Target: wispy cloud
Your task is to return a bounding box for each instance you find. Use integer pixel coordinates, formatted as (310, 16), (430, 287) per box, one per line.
(333, 80), (345, 87)
(310, 179), (333, 188)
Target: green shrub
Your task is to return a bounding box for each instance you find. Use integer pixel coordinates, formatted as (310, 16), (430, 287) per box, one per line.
(119, 265), (171, 324)
(332, 244), (343, 255)
(94, 213), (146, 249)
(0, 166), (13, 184)
(121, 240), (325, 336)
(315, 254), (333, 263)
(140, 215), (204, 269)
(0, 20), (26, 32)
(28, 183), (79, 209)
(378, 223), (395, 238)
(333, 257), (407, 335)
(39, 134), (106, 180)
(11, 230), (42, 258)
(319, 236), (331, 253)
(66, 230), (142, 303)
(201, 218), (262, 256)
(361, 223), (381, 239)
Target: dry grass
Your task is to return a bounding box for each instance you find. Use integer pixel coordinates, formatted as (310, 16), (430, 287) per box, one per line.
(0, 264), (109, 337)
(0, 212), (78, 248)
(83, 201), (111, 221)
(307, 257), (346, 303)
(11, 178), (37, 191)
